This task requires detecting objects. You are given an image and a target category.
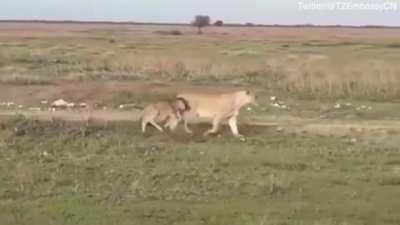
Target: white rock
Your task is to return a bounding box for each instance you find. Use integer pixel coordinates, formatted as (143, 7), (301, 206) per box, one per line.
(41, 100), (48, 105)
(355, 128), (363, 133)
(270, 96), (277, 101)
(67, 102), (75, 108)
(119, 105), (125, 109)
(18, 105), (23, 108)
(334, 103), (341, 109)
(247, 107), (252, 111)
(51, 99), (69, 107)
(79, 103), (88, 108)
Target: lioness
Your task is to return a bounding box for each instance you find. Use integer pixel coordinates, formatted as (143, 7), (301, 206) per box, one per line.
(177, 90), (257, 137)
(141, 97), (190, 133)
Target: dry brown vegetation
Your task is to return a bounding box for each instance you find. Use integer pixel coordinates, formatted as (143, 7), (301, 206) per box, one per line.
(0, 22), (400, 101)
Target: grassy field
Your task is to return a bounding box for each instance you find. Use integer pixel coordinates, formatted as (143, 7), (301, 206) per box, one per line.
(0, 22), (400, 225)
(0, 116), (399, 225)
(1, 22), (400, 100)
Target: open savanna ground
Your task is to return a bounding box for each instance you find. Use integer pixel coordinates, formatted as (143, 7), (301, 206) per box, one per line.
(1, 22), (400, 100)
(0, 22), (400, 225)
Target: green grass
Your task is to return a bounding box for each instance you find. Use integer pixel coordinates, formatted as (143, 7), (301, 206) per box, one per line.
(0, 116), (399, 225)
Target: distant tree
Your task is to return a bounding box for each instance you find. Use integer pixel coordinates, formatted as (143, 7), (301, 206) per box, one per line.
(214, 20), (224, 27)
(192, 15), (210, 34)
(245, 22), (255, 27)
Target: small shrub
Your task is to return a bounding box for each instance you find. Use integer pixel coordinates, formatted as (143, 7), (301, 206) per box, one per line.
(154, 30), (183, 36)
(214, 20), (224, 26)
(385, 43), (400, 48)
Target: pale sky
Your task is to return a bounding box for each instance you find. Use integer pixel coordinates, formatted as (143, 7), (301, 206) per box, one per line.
(1, 0), (400, 26)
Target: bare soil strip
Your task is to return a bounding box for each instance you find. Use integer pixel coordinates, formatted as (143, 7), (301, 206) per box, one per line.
(1, 109), (399, 137)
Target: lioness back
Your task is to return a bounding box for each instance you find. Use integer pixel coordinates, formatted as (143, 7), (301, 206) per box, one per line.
(177, 93), (237, 118)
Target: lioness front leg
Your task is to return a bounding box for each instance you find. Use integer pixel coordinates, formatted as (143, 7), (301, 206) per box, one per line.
(204, 116), (221, 136)
(228, 116), (243, 137)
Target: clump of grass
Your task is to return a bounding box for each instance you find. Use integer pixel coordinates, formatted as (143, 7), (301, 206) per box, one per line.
(380, 177), (400, 186)
(385, 160), (400, 165)
(385, 43), (400, 48)
(0, 74), (52, 85)
(154, 30), (183, 36)
(12, 164), (40, 194)
(302, 41), (358, 47)
(268, 173), (288, 197)
(262, 161), (308, 171)
(220, 49), (262, 56)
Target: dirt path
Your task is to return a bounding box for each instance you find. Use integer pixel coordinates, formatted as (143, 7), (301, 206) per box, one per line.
(1, 109), (399, 137)
(0, 109), (142, 122)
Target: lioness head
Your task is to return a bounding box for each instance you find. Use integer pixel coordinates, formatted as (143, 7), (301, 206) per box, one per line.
(235, 90), (258, 107)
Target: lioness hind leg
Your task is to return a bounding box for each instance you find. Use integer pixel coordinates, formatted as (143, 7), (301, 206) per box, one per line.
(204, 117), (221, 136)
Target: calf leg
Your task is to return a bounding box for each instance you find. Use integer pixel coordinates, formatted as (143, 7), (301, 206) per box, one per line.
(181, 112), (193, 134)
(165, 117), (179, 132)
(141, 120), (148, 133)
(183, 119), (193, 134)
(149, 120), (164, 132)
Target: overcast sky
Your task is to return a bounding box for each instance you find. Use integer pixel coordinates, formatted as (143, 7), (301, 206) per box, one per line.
(1, 0), (400, 26)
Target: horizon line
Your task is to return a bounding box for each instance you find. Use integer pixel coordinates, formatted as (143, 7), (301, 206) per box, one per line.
(1, 19), (400, 29)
